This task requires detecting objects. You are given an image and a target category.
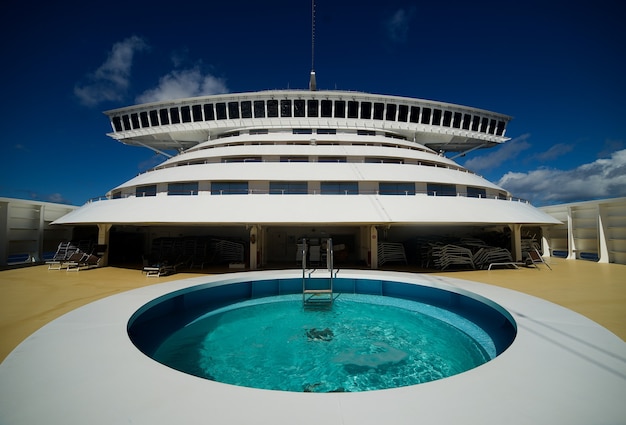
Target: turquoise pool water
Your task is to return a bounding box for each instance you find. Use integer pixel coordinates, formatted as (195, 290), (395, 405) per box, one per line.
(151, 294), (494, 392)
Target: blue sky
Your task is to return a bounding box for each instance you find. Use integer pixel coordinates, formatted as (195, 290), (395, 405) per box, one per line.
(1, 0), (624, 207)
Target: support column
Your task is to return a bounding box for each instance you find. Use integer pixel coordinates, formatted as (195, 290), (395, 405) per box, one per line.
(566, 206), (576, 259)
(249, 225), (259, 270)
(598, 204), (610, 263)
(97, 224), (112, 267)
(541, 226), (551, 258)
(509, 223), (522, 262)
(370, 225), (378, 269)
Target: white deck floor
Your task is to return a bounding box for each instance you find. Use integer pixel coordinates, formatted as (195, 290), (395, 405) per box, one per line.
(1, 269), (625, 425)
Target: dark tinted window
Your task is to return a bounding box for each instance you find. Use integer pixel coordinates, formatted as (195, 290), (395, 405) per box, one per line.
(112, 116), (122, 131)
(361, 102), (372, 119)
(409, 106), (420, 123)
(467, 187), (486, 198)
(254, 100), (265, 118)
(321, 100), (332, 117)
(320, 182), (358, 194)
(427, 183), (456, 196)
(294, 99), (305, 117)
(267, 100), (278, 117)
(280, 99), (292, 117)
(307, 99), (318, 117)
(462, 113), (471, 130)
(159, 109), (170, 125)
(130, 113), (139, 129)
(181, 106), (191, 123)
(432, 109), (442, 126)
(170, 107), (180, 124)
(471, 115), (480, 131)
(373, 102), (384, 120)
(241, 101), (252, 118)
(398, 105), (408, 122)
(452, 112), (462, 128)
(192, 105), (203, 121)
(421, 108), (431, 124)
(149, 110), (159, 125)
(379, 182), (415, 195)
(348, 101), (359, 118)
(211, 182), (249, 195)
(385, 104), (397, 121)
(442, 110), (452, 127)
(228, 102), (239, 119)
(136, 185), (157, 197)
(140, 111), (149, 127)
(270, 182), (308, 194)
(216, 103), (227, 120)
(204, 104), (215, 120)
(334, 100), (345, 118)
(168, 182), (198, 196)
(496, 120), (506, 136)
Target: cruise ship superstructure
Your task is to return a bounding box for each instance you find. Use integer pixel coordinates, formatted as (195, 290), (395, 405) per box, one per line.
(54, 89), (561, 268)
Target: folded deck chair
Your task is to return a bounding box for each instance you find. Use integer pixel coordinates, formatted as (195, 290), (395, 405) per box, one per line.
(66, 253), (101, 271)
(526, 248), (552, 270)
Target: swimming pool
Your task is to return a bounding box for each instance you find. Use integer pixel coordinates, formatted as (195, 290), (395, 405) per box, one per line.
(128, 275), (516, 392)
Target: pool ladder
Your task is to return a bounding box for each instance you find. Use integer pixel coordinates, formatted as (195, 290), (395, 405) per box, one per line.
(302, 238), (334, 307)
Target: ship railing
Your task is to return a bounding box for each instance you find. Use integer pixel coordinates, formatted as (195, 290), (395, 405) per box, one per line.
(86, 191), (530, 204)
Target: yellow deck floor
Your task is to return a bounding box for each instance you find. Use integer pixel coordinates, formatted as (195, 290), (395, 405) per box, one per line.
(1, 258), (624, 362)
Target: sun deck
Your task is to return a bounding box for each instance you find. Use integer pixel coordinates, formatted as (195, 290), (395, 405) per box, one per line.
(0, 260), (625, 424)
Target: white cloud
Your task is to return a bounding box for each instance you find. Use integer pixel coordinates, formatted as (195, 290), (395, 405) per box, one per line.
(135, 67), (228, 103)
(532, 143), (574, 162)
(74, 36), (148, 107)
(385, 8), (414, 43)
(463, 134), (532, 171)
(498, 149), (626, 205)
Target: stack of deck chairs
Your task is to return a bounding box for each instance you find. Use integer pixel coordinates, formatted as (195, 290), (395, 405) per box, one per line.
(378, 242), (408, 266)
(418, 237), (514, 270)
(46, 241), (102, 271)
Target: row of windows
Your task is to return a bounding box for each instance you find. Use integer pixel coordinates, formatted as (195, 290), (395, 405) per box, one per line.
(129, 182), (491, 198)
(112, 98), (506, 136)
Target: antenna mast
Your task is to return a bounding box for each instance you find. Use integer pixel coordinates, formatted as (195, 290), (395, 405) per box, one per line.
(309, 0), (317, 91)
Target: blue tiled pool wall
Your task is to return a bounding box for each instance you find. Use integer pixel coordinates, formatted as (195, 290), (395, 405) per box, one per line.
(128, 278), (517, 357)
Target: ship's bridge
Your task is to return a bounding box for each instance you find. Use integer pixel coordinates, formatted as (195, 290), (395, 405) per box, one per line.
(104, 90), (511, 154)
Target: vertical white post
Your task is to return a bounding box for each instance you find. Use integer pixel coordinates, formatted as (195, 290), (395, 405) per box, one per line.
(598, 204), (610, 263)
(567, 206), (576, 259)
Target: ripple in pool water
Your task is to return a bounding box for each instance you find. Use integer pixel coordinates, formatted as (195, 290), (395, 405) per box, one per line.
(152, 294), (494, 392)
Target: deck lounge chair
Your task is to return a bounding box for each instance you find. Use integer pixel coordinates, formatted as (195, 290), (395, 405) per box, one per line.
(66, 253), (101, 271)
(46, 242), (78, 270)
(526, 248), (552, 270)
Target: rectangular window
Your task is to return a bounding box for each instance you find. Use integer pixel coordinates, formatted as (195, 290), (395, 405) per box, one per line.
(140, 111), (150, 127)
(496, 120), (506, 136)
(307, 99), (318, 117)
(136, 185), (157, 197)
(241, 101), (252, 118)
(121, 115), (131, 130)
(442, 110), (452, 127)
(462, 113), (471, 130)
(280, 99), (292, 117)
(249, 129), (268, 135)
(361, 102), (372, 119)
(149, 110), (159, 126)
(204, 104), (215, 121)
(321, 181), (358, 194)
(269, 181), (308, 194)
(467, 187), (486, 198)
(280, 156), (308, 162)
(168, 182), (199, 196)
(471, 115), (480, 131)
(112, 116), (123, 131)
(321, 100), (332, 117)
(409, 106), (420, 123)
(192, 105), (203, 121)
(398, 105), (408, 122)
(357, 129), (376, 136)
(181, 106), (191, 123)
(228, 102), (239, 119)
(334, 100), (346, 118)
(432, 109), (442, 126)
(480, 117), (489, 133)
(373, 102), (384, 120)
(421, 108), (431, 124)
(253, 100), (265, 118)
(452, 112), (462, 128)
(427, 183), (456, 196)
(111, 191), (122, 199)
(294, 99), (305, 117)
(316, 128), (336, 134)
(318, 156), (346, 162)
(379, 182), (415, 195)
(169, 107), (180, 124)
(211, 182), (249, 195)
(293, 128), (313, 134)
(130, 113), (140, 129)
(267, 100), (278, 117)
(385, 104), (397, 121)
(488, 119), (497, 134)
(348, 101), (359, 118)
(221, 157), (261, 163)
(215, 103), (227, 120)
